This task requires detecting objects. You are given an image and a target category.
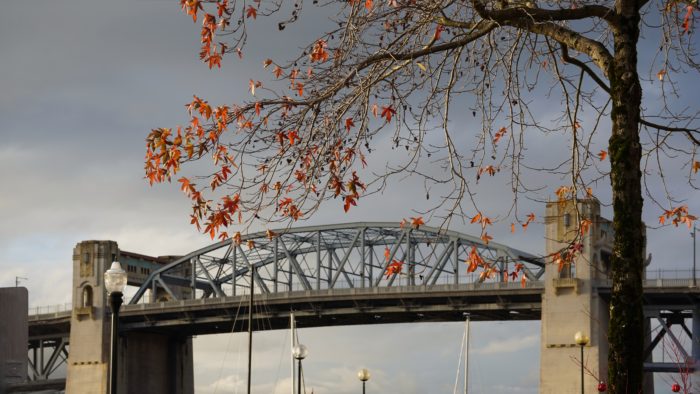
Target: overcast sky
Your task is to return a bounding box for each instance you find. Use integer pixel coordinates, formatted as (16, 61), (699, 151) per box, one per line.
(1, 1), (698, 393)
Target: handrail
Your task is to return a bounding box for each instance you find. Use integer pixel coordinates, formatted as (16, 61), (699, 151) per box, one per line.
(28, 269), (699, 316)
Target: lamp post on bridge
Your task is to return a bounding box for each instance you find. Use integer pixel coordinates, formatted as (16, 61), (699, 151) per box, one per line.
(574, 331), (589, 394)
(357, 368), (370, 394)
(293, 344), (308, 394)
(105, 261), (127, 394)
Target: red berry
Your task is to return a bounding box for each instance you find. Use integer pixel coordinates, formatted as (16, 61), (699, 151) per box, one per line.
(597, 381), (607, 392)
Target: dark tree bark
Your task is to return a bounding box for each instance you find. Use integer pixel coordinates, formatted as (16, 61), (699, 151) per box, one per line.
(607, 2), (645, 392)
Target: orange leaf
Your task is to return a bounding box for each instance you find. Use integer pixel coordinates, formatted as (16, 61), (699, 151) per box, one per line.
(598, 150), (608, 161)
(233, 231), (242, 245)
(511, 223), (515, 233)
(555, 186), (570, 201)
(521, 276), (527, 288)
(467, 246), (484, 273)
(218, 231), (229, 241)
(693, 160), (700, 174)
(365, 0), (373, 10)
(247, 240), (255, 249)
(178, 177), (193, 195)
(682, 6), (694, 33)
(433, 24), (444, 41)
(309, 39), (329, 63)
(493, 127), (507, 144)
(207, 52), (222, 69)
(410, 216), (424, 229)
(580, 219), (592, 235)
(525, 213), (536, 224)
(266, 229), (276, 240)
(249, 79), (256, 96)
(657, 69), (666, 81)
(384, 247), (391, 261)
(385, 260), (403, 278)
(380, 106), (396, 122)
(470, 213), (482, 224)
(343, 195), (357, 212)
(479, 165), (496, 176)
(345, 117), (355, 132)
(481, 232), (493, 244)
(287, 130), (300, 145)
(371, 104), (378, 118)
(246, 5), (257, 19)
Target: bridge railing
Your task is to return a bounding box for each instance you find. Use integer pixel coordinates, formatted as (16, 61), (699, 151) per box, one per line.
(644, 268), (699, 280)
(28, 269), (698, 316)
(203, 276), (545, 296)
(28, 303), (72, 317)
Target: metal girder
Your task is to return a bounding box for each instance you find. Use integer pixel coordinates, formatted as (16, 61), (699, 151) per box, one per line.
(28, 338), (68, 381)
(129, 222), (543, 304)
(643, 310), (698, 373)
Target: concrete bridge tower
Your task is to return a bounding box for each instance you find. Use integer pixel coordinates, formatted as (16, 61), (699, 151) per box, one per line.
(65, 240), (119, 393)
(540, 199), (614, 393)
(65, 240), (193, 394)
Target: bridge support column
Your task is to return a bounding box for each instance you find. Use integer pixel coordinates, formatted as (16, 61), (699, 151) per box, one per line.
(66, 241), (119, 394)
(541, 200), (615, 394)
(118, 332), (193, 394)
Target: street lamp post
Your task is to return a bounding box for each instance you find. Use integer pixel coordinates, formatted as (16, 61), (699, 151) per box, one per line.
(104, 261), (127, 394)
(293, 344), (308, 394)
(357, 368), (370, 394)
(574, 331), (590, 394)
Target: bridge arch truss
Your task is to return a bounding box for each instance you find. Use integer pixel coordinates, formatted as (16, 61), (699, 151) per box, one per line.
(130, 222), (544, 304)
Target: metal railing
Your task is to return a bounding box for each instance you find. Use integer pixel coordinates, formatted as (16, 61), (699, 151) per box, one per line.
(644, 269), (699, 280)
(28, 303), (72, 318)
(28, 269), (699, 316)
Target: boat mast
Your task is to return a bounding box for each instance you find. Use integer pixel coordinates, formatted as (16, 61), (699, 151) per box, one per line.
(290, 312), (296, 394)
(464, 315), (470, 394)
(247, 265), (255, 394)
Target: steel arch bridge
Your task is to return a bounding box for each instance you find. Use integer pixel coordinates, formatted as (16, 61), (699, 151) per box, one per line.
(130, 222), (544, 305)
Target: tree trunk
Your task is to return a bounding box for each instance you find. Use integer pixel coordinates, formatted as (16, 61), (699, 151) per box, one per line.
(607, 5), (644, 394)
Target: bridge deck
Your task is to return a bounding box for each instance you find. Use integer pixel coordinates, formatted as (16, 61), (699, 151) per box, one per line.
(29, 279), (700, 338)
(119, 282), (544, 336)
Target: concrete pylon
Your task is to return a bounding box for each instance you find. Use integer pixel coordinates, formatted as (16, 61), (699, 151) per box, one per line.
(65, 240), (120, 394)
(65, 240), (194, 394)
(540, 199), (612, 393)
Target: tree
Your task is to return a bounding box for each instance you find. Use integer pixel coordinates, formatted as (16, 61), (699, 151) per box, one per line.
(145, 1), (700, 392)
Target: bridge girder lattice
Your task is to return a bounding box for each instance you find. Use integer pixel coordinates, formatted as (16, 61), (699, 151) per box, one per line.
(130, 222), (544, 304)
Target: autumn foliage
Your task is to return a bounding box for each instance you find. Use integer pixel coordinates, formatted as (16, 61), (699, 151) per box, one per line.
(147, 3), (700, 391)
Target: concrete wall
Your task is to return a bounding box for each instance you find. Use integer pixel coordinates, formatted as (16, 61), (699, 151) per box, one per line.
(0, 286), (29, 390)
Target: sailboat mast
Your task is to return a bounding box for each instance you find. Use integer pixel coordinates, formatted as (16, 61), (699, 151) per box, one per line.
(464, 316), (470, 394)
(247, 265), (254, 394)
(290, 312), (296, 394)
